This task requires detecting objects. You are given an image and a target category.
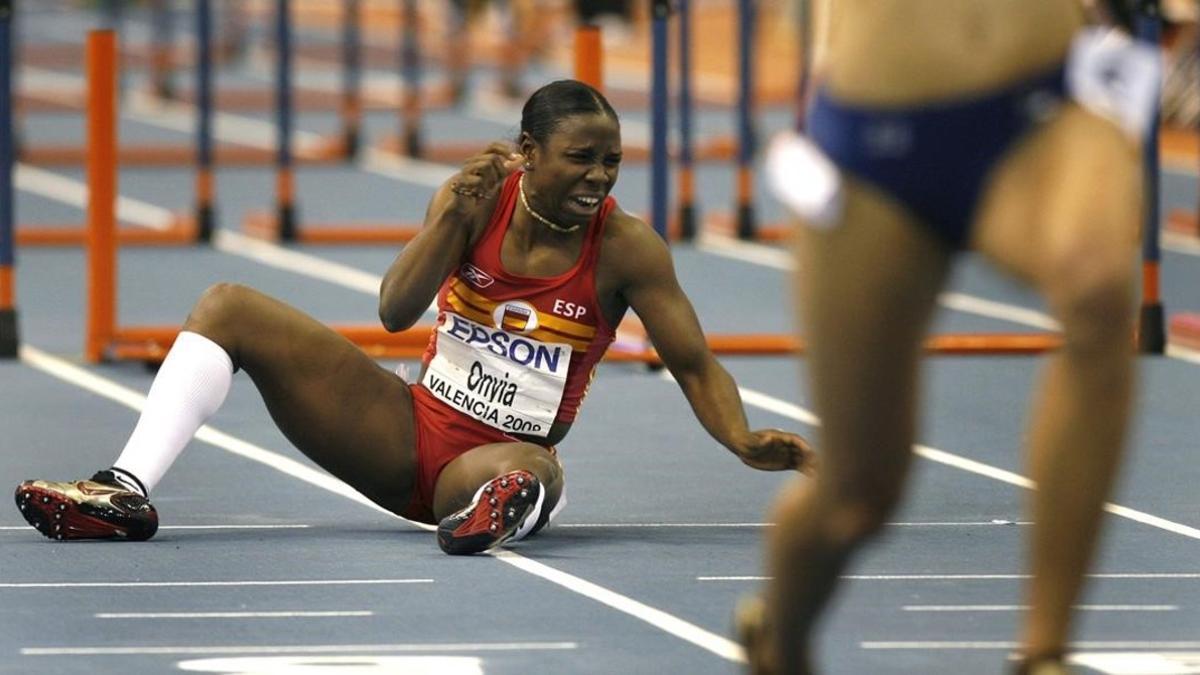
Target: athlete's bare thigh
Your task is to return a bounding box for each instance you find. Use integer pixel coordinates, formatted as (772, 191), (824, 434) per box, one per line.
(972, 104), (1141, 290)
(184, 283), (418, 514)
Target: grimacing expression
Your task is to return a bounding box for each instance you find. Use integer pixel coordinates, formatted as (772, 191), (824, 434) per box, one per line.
(522, 113), (622, 228)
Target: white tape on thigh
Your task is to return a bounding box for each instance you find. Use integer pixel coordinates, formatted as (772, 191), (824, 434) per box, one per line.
(766, 131), (845, 229)
(1067, 27), (1162, 140)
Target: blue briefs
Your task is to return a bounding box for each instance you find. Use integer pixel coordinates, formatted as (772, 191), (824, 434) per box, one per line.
(806, 65), (1068, 248)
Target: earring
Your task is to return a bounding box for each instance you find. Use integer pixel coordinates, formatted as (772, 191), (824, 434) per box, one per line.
(523, 162), (533, 171)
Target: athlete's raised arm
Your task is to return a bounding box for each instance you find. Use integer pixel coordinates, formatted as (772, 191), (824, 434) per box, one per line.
(379, 144), (523, 332)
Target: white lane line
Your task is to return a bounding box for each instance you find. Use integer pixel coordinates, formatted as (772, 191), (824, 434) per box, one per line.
(124, 91), (317, 154)
(212, 229), (385, 296)
(697, 232), (794, 269)
(494, 550), (746, 664)
(937, 292), (1058, 330)
(0, 524), (309, 531)
(153, 524), (311, 530)
(2, 579), (430, 589)
(15, 164), (175, 230)
(1164, 230), (1200, 257)
(94, 611), (375, 619)
(22, 642), (578, 656)
(1167, 344), (1200, 364)
(15, 345), (737, 663)
(861, 641), (1200, 650)
(732, 384), (1200, 541)
(737, 387), (821, 426)
(556, 522), (770, 528)
(902, 605), (1177, 612)
(1073, 652), (1200, 674)
(554, 520), (1028, 529)
(699, 573), (1200, 581)
(130, 90), (456, 188)
(126, 87), (457, 189)
(888, 520), (1031, 526)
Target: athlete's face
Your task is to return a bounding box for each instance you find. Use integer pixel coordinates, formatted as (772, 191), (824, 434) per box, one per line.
(520, 112), (622, 229)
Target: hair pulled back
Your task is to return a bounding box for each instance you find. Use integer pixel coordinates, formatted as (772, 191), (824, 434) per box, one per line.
(520, 80), (619, 146)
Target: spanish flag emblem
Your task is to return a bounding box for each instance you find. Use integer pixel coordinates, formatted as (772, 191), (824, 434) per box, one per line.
(499, 303), (534, 333)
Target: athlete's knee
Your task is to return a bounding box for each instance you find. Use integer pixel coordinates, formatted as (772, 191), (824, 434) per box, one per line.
(497, 445), (562, 490)
(527, 449), (563, 489)
(817, 480), (905, 548)
(184, 283), (257, 335)
(1045, 251), (1136, 352)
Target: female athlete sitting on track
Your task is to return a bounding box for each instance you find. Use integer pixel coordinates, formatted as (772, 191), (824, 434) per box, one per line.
(739, 1), (1157, 673)
(15, 79), (813, 555)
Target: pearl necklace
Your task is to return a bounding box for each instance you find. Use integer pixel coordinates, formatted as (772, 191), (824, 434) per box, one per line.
(519, 175), (583, 234)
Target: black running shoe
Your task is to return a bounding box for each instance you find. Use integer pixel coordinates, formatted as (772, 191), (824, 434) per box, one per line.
(14, 471), (158, 541)
(437, 470), (540, 555)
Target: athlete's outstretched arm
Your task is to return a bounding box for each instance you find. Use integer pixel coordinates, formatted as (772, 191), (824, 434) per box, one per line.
(379, 144), (522, 331)
(619, 220), (813, 474)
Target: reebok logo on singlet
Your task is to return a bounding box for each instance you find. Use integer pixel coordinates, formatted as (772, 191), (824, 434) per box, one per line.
(460, 263), (494, 289)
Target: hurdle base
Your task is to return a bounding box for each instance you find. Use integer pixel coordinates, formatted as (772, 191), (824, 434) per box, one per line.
(0, 309), (19, 359)
(343, 127), (362, 161)
(1139, 303), (1166, 355)
(278, 205), (299, 242)
(677, 204), (698, 242)
(196, 205), (216, 244)
(735, 205), (757, 241)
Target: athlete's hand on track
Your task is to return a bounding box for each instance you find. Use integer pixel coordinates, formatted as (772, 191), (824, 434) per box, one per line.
(734, 429), (816, 476)
(447, 143), (525, 216)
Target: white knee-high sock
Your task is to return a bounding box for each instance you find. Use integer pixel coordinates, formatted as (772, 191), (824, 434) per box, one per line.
(110, 331), (234, 496)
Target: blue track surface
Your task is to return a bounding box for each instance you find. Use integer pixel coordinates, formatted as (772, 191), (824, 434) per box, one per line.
(3, 5), (1199, 675)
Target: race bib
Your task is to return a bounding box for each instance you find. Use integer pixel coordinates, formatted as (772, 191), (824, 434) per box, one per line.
(1068, 27), (1161, 140)
(766, 130), (845, 229)
(422, 314), (572, 438)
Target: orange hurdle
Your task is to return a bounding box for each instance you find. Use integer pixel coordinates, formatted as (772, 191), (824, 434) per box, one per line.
(17, 29), (197, 249)
(80, 29), (431, 363)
